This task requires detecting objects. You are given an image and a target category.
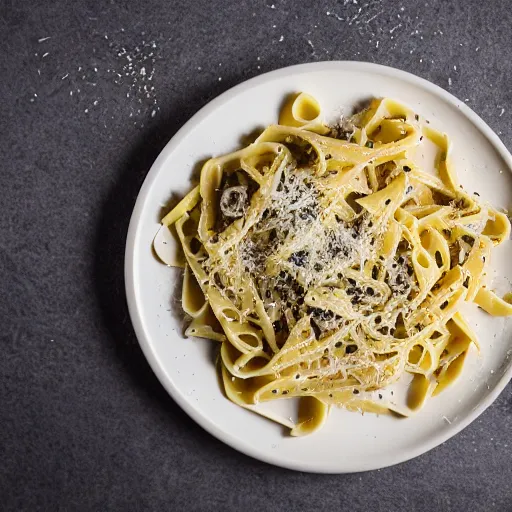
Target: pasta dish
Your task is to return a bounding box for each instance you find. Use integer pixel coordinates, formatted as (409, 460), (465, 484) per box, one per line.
(154, 93), (511, 435)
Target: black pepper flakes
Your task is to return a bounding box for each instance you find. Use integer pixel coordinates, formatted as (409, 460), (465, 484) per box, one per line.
(311, 319), (322, 340)
(462, 235), (474, 246)
(289, 250), (308, 267)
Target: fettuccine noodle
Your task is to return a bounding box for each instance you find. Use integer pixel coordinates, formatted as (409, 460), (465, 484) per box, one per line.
(154, 93), (512, 436)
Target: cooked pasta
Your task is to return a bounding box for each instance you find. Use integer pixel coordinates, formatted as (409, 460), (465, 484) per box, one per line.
(154, 93), (512, 436)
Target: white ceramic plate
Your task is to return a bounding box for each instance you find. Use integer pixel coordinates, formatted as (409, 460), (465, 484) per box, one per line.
(125, 62), (512, 473)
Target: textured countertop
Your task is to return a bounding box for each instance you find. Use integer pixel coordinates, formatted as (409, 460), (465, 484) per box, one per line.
(1, 0), (511, 510)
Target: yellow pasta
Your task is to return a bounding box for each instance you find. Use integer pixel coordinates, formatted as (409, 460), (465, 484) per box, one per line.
(154, 94), (511, 436)
(279, 92), (330, 135)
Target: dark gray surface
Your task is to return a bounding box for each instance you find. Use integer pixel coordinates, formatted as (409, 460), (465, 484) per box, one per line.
(1, 0), (511, 510)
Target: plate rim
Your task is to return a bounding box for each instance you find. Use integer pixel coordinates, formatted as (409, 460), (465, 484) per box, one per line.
(125, 60), (512, 473)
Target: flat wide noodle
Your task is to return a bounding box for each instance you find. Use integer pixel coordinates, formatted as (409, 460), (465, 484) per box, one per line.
(155, 95), (511, 436)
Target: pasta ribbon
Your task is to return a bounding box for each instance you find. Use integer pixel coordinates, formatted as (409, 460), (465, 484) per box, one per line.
(474, 287), (512, 316)
(279, 92), (330, 135)
(155, 94), (511, 435)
